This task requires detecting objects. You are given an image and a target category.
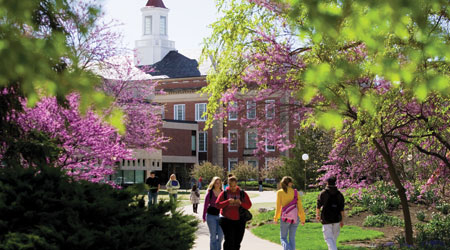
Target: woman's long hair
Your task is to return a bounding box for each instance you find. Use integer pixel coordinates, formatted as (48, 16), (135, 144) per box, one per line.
(280, 176), (293, 193)
(207, 176), (222, 191)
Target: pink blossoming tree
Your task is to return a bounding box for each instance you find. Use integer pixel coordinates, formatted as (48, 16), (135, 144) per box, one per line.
(202, 0), (450, 244)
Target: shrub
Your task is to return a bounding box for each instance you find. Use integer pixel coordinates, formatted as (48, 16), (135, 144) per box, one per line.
(416, 211), (426, 222)
(363, 214), (404, 227)
(415, 213), (450, 248)
(348, 206), (367, 217)
(0, 165), (198, 250)
(436, 203), (450, 215)
(360, 182), (401, 214)
(238, 181), (276, 189)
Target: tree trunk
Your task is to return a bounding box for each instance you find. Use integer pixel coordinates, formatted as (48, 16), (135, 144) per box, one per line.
(373, 139), (414, 246)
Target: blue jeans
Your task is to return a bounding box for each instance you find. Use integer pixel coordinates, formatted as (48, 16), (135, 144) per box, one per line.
(148, 192), (158, 206)
(280, 219), (299, 250)
(206, 214), (223, 250)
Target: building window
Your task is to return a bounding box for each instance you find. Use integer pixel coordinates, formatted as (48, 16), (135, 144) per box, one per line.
(228, 158), (238, 172)
(245, 131), (257, 149)
(191, 131), (196, 155)
(228, 130), (238, 152)
(195, 103), (207, 121)
(229, 102), (238, 120)
(144, 16), (152, 35)
(265, 100), (275, 119)
(265, 136), (275, 152)
(247, 160), (257, 168)
(247, 100), (256, 119)
(174, 104), (185, 120)
(199, 132), (207, 152)
(265, 157), (275, 169)
(266, 135), (275, 152)
(160, 16), (167, 35)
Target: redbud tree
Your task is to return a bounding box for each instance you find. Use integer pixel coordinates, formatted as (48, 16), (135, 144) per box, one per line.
(201, 0), (450, 244)
(1, 0), (168, 185)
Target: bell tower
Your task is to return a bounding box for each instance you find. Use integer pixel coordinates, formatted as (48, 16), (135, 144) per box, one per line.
(135, 0), (175, 66)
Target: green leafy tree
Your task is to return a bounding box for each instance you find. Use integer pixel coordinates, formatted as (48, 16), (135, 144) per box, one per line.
(283, 128), (334, 191)
(232, 162), (259, 188)
(266, 158), (286, 183)
(201, 0), (450, 245)
(190, 161), (225, 185)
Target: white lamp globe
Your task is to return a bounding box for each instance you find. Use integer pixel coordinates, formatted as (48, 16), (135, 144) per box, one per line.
(302, 153), (309, 161)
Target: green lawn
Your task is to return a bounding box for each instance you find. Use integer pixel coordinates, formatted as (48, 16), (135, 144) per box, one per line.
(251, 223), (384, 250)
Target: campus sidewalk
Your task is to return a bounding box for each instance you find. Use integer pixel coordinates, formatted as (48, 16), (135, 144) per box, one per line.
(182, 190), (281, 250)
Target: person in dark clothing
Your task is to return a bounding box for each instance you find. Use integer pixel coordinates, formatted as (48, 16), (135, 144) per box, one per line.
(145, 171), (160, 206)
(216, 176), (252, 250)
(316, 177), (345, 250)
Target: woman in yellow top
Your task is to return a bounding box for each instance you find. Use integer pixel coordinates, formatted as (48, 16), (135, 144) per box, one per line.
(274, 176), (306, 250)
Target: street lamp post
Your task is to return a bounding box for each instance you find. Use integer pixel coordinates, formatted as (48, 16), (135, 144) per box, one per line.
(302, 153), (309, 192)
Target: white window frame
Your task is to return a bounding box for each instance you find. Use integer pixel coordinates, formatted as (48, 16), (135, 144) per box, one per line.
(160, 16), (167, 35)
(228, 158), (238, 172)
(265, 136), (275, 152)
(195, 103), (207, 121)
(265, 100), (275, 119)
(247, 160), (258, 168)
(265, 157), (275, 169)
(144, 16), (152, 35)
(174, 104), (185, 120)
(228, 130), (238, 152)
(199, 132), (207, 152)
(245, 130), (257, 149)
(247, 100), (256, 119)
(228, 102), (238, 121)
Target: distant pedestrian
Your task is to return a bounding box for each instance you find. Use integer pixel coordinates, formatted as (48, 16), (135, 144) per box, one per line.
(258, 179), (263, 192)
(316, 176), (345, 250)
(199, 176), (203, 190)
(203, 176), (224, 250)
(223, 174), (233, 190)
(216, 175), (252, 250)
(274, 176), (306, 250)
(145, 171), (160, 206)
(190, 184), (200, 213)
(166, 174), (180, 203)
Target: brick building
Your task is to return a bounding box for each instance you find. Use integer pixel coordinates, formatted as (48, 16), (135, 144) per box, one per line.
(112, 0), (296, 187)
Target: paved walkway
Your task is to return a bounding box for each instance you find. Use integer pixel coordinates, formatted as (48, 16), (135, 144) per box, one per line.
(181, 190), (281, 250)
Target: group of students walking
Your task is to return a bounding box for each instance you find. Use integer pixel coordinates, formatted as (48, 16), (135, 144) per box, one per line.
(146, 172), (345, 250)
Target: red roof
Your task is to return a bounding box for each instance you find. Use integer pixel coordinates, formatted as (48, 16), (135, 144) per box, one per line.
(145, 0), (167, 8)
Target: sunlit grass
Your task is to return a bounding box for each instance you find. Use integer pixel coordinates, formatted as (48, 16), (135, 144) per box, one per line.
(252, 223), (384, 250)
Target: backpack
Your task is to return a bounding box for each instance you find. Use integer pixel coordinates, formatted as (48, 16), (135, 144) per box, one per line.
(281, 189), (299, 224)
(321, 190), (342, 223)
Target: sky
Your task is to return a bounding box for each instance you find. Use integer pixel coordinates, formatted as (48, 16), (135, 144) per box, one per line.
(103, 0), (219, 52)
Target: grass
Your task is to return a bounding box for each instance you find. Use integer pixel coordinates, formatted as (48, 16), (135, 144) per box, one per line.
(251, 223), (384, 250)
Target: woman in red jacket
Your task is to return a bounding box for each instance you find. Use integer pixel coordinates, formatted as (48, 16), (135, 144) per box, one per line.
(215, 175), (252, 250)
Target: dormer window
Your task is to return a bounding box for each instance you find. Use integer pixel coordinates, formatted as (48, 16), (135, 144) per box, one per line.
(144, 16), (152, 35)
(160, 16), (167, 35)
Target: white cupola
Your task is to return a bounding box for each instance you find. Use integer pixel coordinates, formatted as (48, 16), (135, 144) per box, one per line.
(135, 0), (175, 66)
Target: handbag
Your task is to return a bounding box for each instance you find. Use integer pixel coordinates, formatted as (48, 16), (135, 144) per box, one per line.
(206, 190), (220, 215)
(239, 206), (252, 222)
(207, 206), (220, 215)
